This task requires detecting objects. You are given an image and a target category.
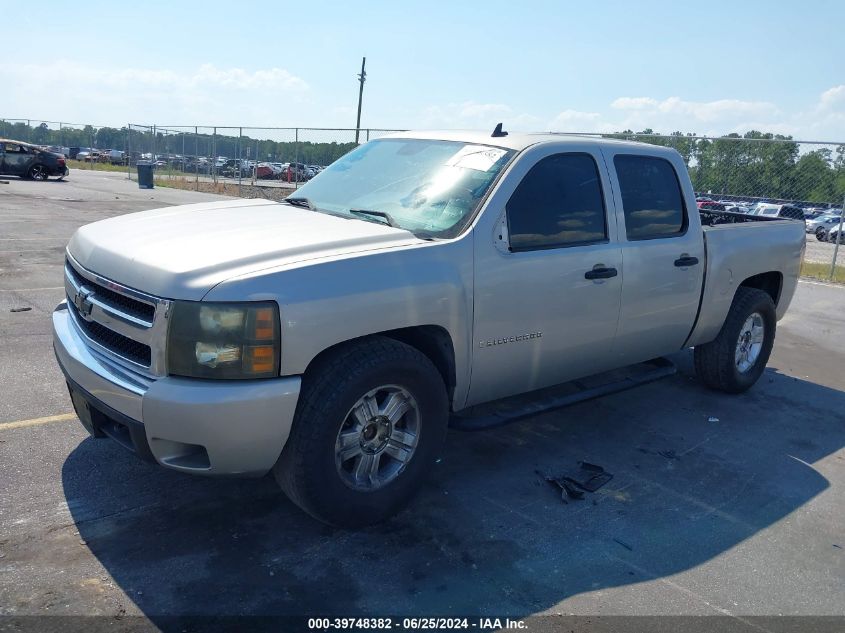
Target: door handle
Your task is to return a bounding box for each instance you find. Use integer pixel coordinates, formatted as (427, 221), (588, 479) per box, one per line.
(585, 266), (618, 280)
(674, 256), (699, 267)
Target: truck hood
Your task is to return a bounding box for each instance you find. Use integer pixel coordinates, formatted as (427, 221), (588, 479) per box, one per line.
(68, 198), (419, 300)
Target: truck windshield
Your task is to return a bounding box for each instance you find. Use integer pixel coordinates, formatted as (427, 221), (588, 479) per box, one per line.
(289, 138), (515, 238)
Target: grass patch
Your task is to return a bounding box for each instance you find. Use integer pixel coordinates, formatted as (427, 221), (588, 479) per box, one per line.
(801, 261), (845, 283)
(67, 160), (183, 177)
(67, 160), (130, 173)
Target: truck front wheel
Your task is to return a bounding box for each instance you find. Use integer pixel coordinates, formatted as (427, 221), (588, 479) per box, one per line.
(694, 287), (776, 394)
(274, 336), (449, 527)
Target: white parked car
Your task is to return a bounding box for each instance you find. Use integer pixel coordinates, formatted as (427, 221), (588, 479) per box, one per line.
(806, 213), (842, 235)
(827, 224), (845, 245)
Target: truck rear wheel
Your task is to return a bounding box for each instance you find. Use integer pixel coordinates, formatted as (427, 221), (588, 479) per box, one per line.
(694, 287), (776, 394)
(274, 336), (448, 527)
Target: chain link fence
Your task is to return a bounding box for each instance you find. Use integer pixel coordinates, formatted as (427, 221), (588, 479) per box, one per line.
(576, 131), (845, 279)
(2, 118), (843, 279)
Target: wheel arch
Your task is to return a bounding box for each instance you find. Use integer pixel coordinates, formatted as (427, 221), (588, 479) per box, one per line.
(298, 325), (458, 407)
(738, 271), (783, 307)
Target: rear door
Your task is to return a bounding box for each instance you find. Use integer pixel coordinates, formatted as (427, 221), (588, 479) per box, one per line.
(602, 150), (705, 365)
(468, 143), (623, 406)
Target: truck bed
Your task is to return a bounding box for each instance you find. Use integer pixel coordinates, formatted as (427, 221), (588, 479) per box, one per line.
(685, 212), (806, 347)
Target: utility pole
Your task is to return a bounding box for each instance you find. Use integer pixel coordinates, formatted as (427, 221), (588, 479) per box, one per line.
(355, 57), (367, 144)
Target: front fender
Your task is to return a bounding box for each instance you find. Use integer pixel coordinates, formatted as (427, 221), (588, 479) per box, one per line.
(204, 238), (474, 408)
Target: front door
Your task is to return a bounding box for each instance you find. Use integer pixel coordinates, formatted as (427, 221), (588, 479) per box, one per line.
(468, 144), (623, 407)
(2, 142), (32, 177)
(601, 150), (705, 365)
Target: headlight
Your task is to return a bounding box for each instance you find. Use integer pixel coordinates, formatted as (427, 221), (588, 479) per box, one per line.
(167, 301), (280, 379)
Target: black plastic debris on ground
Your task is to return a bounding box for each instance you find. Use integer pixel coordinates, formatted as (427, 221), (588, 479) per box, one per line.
(10, 307), (32, 313)
(538, 461), (613, 503)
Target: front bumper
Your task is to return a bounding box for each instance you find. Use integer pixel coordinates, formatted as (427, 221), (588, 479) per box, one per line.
(53, 301), (301, 476)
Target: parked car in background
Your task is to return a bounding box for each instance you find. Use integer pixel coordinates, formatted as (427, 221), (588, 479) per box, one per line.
(806, 213), (842, 236)
(220, 159), (250, 178)
(254, 163), (275, 179)
(0, 139), (69, 180)
(802, 207), (828, 220)
(698, 201), (726, 212)
(827, 225), (845, 245)
(44, 145), (70, 157)
(107, 150), (125, 165)
(755, 204), (805, 222)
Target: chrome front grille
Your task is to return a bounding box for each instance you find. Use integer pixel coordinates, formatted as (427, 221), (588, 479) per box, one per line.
(65, 263), (155, 323)
(70, 313), (152, 366)
(64, 254), (170, 376)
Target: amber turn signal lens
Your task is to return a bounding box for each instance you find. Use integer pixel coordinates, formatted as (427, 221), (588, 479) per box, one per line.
(244, 345), (275, 373)
(253, 307), (275, 340)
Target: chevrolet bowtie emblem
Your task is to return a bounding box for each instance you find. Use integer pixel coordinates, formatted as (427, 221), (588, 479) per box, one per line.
(73, 289), (94, 319)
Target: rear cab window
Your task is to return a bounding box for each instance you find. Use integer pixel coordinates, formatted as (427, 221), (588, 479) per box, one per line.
(506, 152), (608, 251)
(614, 155), (688, 240)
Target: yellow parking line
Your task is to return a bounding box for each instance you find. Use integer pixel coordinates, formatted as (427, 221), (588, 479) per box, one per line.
(0, 413), (76, 431)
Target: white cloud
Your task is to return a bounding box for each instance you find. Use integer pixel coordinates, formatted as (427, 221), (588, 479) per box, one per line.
(819, 85), (845, 110)
(611, 97), (658, 110)
(606, 95), (780, 131)
(547, 109), (613, 132)
(0, 61), (309, 126)
(420, 101), (540, 130)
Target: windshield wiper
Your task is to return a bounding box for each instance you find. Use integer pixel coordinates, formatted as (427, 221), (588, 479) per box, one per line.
(285, 197), (316, 210)
(349, 209), (399, 228)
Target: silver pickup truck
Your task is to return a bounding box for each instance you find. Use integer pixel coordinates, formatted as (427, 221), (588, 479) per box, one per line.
(53, 129), (805, 526)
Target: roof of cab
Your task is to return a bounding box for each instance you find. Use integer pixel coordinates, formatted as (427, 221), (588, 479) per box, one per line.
(384, 129), (670, 154)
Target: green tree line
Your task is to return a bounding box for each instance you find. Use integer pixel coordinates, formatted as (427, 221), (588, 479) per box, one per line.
(1, 121), (360, 166)
(4, 120), (844, 203)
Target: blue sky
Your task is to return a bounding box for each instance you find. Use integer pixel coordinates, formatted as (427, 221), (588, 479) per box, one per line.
(3, 0), (844, 139)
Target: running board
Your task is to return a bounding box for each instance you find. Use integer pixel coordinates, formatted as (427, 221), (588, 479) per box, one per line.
(450, 357), (676, 431)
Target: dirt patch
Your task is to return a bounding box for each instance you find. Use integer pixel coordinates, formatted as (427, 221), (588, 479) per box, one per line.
(154, 178), (294, 202)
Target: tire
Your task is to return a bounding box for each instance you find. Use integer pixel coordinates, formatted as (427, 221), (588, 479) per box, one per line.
(816, 228), (827, 242)
(694, 287), (776, 394)
(274, 336), (449, 527)
(28, 164), (48, 180)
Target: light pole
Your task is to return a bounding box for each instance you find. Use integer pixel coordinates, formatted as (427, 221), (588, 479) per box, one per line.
(355, 57), (367, 144)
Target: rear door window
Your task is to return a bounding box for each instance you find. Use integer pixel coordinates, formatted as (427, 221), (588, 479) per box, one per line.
(614, 155), (687, 239)
(506, 152), (608, 251)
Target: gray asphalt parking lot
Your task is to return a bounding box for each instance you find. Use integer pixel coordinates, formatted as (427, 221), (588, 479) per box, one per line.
(1, 171), (844, 624)
(802, 231), (845, 266)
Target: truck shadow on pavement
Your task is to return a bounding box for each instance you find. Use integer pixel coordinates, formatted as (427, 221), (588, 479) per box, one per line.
(62, 352), (845, 621)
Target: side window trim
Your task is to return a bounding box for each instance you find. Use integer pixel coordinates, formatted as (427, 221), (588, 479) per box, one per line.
(506, 151), (611, 253)
(612, 153), (690, 242)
